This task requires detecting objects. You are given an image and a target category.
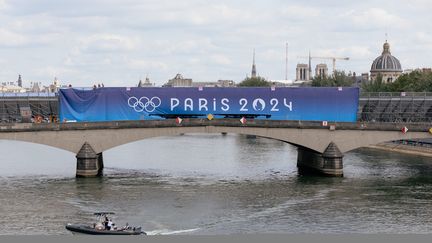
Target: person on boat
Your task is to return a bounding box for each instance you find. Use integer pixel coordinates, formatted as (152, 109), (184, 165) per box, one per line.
(107, 219), (113, 230)
(123, 222), (130, 230)
(103, 215), (109, 230)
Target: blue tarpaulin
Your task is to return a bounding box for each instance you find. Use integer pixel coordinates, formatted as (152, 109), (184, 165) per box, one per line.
(59, 87), (359, 122)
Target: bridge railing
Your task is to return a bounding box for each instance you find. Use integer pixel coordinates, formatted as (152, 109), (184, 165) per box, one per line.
(360, 92), (432, 98)
(3, 91), (432, 98)
(0, 91), (58, 98)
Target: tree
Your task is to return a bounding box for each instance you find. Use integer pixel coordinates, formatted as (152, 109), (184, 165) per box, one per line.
(388, 71), (432, 92)
(361, 71), (432, 92)
(237, 76), (271, 87)
(311, 70), (354, 87)
(362, 74), (388, 92)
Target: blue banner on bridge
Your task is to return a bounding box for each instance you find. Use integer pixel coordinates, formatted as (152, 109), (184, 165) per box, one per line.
(59, 87), (359, 122)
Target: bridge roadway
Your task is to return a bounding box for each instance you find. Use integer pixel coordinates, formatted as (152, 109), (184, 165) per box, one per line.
(0, 119), (431, 177)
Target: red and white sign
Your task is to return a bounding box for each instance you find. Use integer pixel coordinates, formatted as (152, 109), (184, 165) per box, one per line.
(176, 117), (183, 124)
(401, 126), (408, 134)
(240, 117), (247, 124)
(198, 86), (203, 91)
(322, 121), (328, 126)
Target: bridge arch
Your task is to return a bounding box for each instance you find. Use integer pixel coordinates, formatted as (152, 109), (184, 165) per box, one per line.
(98, 126), (316, 154)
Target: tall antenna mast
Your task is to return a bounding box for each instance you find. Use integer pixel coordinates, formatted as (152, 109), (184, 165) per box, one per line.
(285, 42), (288, 80)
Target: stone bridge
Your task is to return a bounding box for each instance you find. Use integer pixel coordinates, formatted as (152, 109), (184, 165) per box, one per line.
(0, 119), (430, 177)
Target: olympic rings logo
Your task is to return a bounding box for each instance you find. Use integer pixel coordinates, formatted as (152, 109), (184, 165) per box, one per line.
(127, 96), (161, 113)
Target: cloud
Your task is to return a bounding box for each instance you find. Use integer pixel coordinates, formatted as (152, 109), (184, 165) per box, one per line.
(280, 5), (321, 18)
(0, 0), (8, 10)
(157, 38), (217, 56)
(349, 8), (409, 30)
(0, 28), (28, 47)
(78, 34), (139, 53)
(416, 32), (432, 45)
(34, 66), (78, 79)
(315, 46), (372, 59)
(127, 59), (168, 71)
(209, 54), (232, 65)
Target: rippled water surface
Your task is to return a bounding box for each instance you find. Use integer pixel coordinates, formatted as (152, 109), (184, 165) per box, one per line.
(1, 134), (432, 235)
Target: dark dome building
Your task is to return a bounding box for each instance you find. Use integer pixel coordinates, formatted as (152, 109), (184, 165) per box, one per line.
(370, 41), (403, 83)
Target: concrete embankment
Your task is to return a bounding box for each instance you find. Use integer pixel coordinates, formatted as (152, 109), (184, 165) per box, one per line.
(368, 142), (432, 157)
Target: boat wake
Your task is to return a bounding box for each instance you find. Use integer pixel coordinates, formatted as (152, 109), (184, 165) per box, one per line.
(145, 228), (200, 235)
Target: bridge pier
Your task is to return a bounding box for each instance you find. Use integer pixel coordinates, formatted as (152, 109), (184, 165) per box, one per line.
(76, 142), (104, 177)
(297, 142), (344, 177)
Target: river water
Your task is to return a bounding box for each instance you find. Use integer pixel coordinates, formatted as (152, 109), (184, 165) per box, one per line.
(1, 134), (432, 235)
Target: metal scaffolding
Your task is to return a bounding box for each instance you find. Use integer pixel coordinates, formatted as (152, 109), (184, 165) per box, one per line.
(0, 92), (58, 123)
(359, 92), (432, 123)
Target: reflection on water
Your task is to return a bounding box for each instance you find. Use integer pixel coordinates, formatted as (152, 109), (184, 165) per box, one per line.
(0, 135), (432, 235)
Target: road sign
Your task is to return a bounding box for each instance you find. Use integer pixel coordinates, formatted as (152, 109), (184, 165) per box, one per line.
(207, 114), (214, 120)
(322, 121), (328, 126)
(401, 126), (408, 134)
(240, 117), (247, 124)
(176, 117), (183, 124)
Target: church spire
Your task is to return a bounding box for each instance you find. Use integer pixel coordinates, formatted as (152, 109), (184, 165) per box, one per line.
(251, 49), (257, 78)
(17, 74), (22, 87)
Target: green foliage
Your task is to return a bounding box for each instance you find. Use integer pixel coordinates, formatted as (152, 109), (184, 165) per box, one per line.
(237, 76), (271, 87)
(362, 74), (389, 92)
(311, 70), (354, 87)
(362, 71), (432, 92)
(388, 71), (432, 92)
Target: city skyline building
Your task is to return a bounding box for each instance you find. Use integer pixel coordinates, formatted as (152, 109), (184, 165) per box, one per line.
(315, 64), (329, 78)
(370, 40), (403, 83)
(17, 75), (22, 87)
(162, 73), (193, 87)
(296, 64), (310, 82)
(138, 76), (154, 87)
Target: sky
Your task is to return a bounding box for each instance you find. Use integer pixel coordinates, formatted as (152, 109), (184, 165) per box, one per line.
(0, 0), (431, 87)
